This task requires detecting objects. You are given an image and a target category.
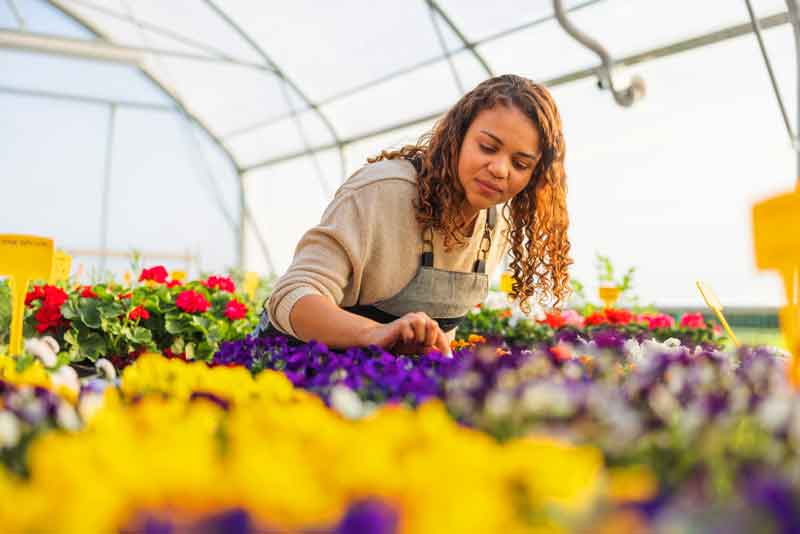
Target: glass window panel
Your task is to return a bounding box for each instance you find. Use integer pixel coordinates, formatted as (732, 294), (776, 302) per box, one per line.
(0, 49), (173, 105)
(556, 29), (792, 307)
(58, 0), (261, 60)
(221, 0), (448, 102)
(243, 156), (332, 274)
(11, 0), (95, 38)
(225, 118), (304, 170)
(145, 56), (284, 135)
(477, 20), (597, 84)
(320, 60), (459, 140)
(106, 107), (238, 274)
(436, 0), (588, 43)
(0, 91), (107, 249)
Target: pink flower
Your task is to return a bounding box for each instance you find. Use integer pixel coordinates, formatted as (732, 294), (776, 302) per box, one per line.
(128, 305), (150, 321)
(679, 312), (707, 329)
(561, 309), (585, 328)
(176, 290), (210, 314)
(224, 300), (247, 321)
(204, 275), (236, 293)
(139, 266), (168, 283)
(639, 313), (675, 330)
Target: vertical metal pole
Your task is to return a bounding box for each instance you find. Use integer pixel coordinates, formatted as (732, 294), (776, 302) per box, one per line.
(788, 0), (800, 184)
(99, 104), (117, 272)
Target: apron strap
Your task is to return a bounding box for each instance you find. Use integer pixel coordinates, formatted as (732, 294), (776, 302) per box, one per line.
(420, 206), (497, 272)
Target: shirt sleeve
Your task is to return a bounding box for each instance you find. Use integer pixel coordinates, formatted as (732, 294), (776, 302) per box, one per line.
(266, 193), (367, 337)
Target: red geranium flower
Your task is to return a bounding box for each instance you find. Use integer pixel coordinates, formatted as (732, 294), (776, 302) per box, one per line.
(679, 312), (707, 329)
(139, 266), (168, 283)
(25, 285), (46, 305)
(28, 284), (69, 333)
(166, 280), (182, 288)
(584, 311), (608, 326)
(118, 292), (132, 300)
(80, 285), (98, 299)
(128, 305), (150, 321)
(204, 275), (235, 293)
(176, 290), (210, 314)
(224, 300), (247, 321)
(604, 308), (634, 325)
(539, 312), (567, 329)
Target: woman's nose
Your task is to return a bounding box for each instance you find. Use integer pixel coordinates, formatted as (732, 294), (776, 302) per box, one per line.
(488, 157), (509, 180)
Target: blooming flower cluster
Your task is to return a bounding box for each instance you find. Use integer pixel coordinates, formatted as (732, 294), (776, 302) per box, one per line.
(24, 285), (69, 334)
(203, 275), (235, 293)
(0, 353), (603, 534)
(175, 289), (210, 314)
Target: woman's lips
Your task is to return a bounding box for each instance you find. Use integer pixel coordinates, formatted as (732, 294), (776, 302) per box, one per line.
(475, 178), (502, 195)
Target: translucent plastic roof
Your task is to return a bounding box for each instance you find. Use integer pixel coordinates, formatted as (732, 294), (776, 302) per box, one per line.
(2, 0), (797, 306)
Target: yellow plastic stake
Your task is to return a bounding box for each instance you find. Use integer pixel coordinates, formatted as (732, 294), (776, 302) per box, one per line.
(696, 280), (740, 348)
(0, 235), (54, 356)
(752, 188), (800, 387)
(244, 271), (259, 301)
(499, 271), (514, 294)
(598, 286), (621, 309)
(50, 250), (72, 284)
(170, 270), (186, 282)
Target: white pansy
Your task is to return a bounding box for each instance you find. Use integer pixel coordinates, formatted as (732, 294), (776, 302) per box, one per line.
(56, 404), (81, 431)
(24, 338), (57, 368)
(51, 365), (80, 396)
(330, 385), (363, 420)
(485, 391), (513, 418)
(623, 339), (644, 366)
(78, 392), (106, 422)
(0, 412), (21, 448)
(521, 383), (573, 417)
(95, 358), (117, 380)
(759, 394), (793, 432)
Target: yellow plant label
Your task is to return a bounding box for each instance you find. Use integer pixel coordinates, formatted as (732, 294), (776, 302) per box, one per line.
(170, 270), (186, 282)
(752, 189), (800, 271)
(0, 235), (54, 356)
(50, 250), (72, 284)
(598, 286), (621, 308)
(499, 271), (514, 294)
(244, 271), (259, 301)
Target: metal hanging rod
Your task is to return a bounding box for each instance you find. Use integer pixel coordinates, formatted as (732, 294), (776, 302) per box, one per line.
(552, 0), (645, 107)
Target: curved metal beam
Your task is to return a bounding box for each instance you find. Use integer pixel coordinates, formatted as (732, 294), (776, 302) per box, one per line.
(425, 0), (465, 94)
(426, 0), (493, 77)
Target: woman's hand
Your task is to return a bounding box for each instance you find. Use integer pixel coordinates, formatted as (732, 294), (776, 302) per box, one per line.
(359, 312), (451, 356)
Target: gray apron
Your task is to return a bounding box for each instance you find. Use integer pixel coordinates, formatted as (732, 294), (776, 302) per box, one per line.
(255, 206), (496, 345)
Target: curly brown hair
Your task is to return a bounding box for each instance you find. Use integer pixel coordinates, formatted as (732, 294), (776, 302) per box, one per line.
(368, 74), (571, 310)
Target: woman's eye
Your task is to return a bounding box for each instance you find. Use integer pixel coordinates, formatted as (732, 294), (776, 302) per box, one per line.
(513, 161), (530, 171)
(479, 144), (497, 153)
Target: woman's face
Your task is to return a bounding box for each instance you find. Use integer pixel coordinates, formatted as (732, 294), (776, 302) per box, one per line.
(457, 104), (541, 221)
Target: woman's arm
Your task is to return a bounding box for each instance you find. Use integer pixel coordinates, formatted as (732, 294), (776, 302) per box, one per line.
(290, 294), (451, 355)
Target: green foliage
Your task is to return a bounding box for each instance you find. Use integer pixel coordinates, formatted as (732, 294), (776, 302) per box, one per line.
(19, 274), (259, 364)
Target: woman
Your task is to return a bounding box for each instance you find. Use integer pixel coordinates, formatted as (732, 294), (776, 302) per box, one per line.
(257, 74), (571, 356)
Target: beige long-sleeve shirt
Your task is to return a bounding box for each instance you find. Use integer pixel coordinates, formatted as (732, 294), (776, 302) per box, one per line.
(266, 158), (511, 337)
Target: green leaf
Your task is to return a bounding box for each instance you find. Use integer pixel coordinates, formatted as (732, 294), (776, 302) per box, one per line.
(77, 332), (107, 361)
(165, 313), (192, 335)
(98, 300), (126, 320)
(129, 326), (153, 346)
(61, 299), (80, 320)
(78, 299), (101, 329)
